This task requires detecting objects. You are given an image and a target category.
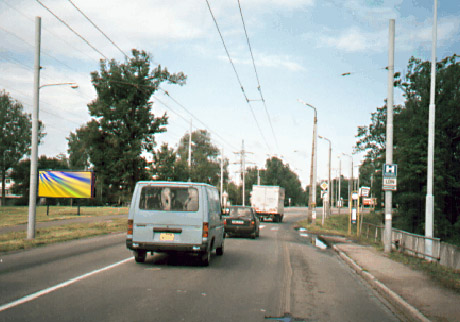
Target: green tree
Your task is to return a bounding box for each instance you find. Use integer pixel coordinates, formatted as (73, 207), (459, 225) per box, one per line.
(67, 125), (90, 169)
(11, 155), (69, 205)
(68, 50), (186, 204)
(394, 55), (460, 240)
(355, 103), (401, 210)
(151, 142), (178, 181)
(0, 90), (45, 206)
(175, 130), (226, 186)
(262, 157), (305, 206)
(356, 55), (460, 242)
(226, 181), (241, 205)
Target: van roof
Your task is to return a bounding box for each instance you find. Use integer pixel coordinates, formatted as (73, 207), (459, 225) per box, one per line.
(136, 181), (216, 189)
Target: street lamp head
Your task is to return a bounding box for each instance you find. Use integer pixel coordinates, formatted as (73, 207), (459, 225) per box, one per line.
(40, 82), (78, 89)
(297, 99), (317, 112)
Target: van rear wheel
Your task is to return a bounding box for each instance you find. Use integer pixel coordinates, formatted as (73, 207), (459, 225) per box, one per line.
(134, 250), (146, 263)
(201, 248), (211, 266)
(216, 240), (224, 256)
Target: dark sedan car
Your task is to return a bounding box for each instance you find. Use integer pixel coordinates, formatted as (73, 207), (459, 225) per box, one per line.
(224, 206), (260, 239)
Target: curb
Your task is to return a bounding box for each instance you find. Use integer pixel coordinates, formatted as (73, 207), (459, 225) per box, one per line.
(333, 245), (431, 322)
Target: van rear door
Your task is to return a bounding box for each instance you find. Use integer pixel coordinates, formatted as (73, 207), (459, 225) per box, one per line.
(133, 184), (203, 245)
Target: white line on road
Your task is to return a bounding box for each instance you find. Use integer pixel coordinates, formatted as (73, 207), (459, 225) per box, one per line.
(270, 227), (279, 231)
(0, 257), (133, 312)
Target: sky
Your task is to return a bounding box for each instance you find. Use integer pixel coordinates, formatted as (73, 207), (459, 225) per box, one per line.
(1, 0), (459, 188)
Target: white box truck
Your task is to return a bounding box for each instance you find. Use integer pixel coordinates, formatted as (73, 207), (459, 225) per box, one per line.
(250, 185), (285, 222)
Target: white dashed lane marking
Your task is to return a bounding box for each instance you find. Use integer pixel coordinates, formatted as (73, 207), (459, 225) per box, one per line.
(0, 257), (133, 312)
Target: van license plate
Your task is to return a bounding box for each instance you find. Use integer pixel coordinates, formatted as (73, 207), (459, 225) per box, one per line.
(232, 220), (244, 224)
(160, 233), (174, 241)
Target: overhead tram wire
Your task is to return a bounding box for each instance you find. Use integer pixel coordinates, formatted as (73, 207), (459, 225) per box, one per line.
(66, 0), (129, 59)
(158, 88), (238, 151)
(204, 0), (271, 153)
(0, 80), (88, 127)
(153, 96), (228, 151)
(34, 0), (109, 60)
(237, 0), (279, 151)
(0, 24), (81, 74)
(2, 0), (97, 62)
(93, 79), (236, 151)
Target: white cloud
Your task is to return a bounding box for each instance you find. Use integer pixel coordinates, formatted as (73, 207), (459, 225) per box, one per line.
(257, 54), (306, 71)
(313, 13), (460, 54)
(218, 52), (305, 72)
(243, 0), (314, 10)
(318, 28), (386, 53)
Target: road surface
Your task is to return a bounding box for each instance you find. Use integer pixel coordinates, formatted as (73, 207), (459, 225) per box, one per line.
(0, 208), (400, 321)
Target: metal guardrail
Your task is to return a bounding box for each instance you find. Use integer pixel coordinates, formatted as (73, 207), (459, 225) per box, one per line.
(362, 222), (441, 260)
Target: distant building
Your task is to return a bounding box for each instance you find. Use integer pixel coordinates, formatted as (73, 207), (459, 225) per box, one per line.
(0, 170), (21, 204)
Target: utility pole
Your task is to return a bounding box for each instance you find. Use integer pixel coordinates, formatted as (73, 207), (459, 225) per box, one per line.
(220, 147), (224, 205)
(242, 141), (245, 206)
(425, 0), (437, 259)
(297, 99), (318, 224)
(188, 119), (192, 170)
(384, 19), (395, 254)
(338, 156), (341, 216)
(234, 140), (251, 206)
(342, 152), (353, 234)
(27, 16), (41, 240)
(319, 135), (331, 219)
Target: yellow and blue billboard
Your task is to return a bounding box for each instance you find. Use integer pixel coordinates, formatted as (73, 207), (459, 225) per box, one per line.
(38, 171), (95, 199)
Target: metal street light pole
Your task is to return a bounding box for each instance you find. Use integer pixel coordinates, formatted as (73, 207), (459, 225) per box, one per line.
(242, 140), (246, 206)
(297, 99), (318, 224)
(188, 119), (192, 170)
(27, 17), (41, 240)
(384, 19), (395, 254)
(425, 0), (437, 259)
(342, 152), (353, 235)
(319, 135), (331, 219)
(338, 155), (341, 216)
(342, 153), (353, 205)
(220, 147), (224, 205)
(27, 17), (79, 239)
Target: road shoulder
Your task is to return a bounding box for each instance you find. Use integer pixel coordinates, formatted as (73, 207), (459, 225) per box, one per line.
(333, 242), (460, 322)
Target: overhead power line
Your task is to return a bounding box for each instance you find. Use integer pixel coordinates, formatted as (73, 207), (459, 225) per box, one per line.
(204, 0), (271, 153)
(2, 0), (98, 62)
(66, 0), (129, 59)
(237, 0), (279, 150)
(34, 0), (109, 60)
(157, 89), (238, 152)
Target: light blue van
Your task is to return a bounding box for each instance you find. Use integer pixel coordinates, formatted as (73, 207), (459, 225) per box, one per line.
(126, 181), (224, 266)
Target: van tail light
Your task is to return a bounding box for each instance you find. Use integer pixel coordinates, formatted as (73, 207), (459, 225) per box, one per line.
(203, 222), (209, 238)
(127, 219), (133, 235)
(251, 220), (255, 225)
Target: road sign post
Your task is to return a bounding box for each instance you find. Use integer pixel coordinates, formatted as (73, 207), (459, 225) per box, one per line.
(383, 164), (397, 191)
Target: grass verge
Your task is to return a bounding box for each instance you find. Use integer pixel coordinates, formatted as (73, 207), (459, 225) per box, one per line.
(0, 206), (128, 226)
(297, 214), (460, 293)
(0, 217), (127, 253)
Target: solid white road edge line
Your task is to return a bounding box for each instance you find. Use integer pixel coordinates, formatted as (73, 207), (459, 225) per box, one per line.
(0, 257), (134, 312)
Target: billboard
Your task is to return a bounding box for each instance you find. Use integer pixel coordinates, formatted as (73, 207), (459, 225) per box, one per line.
(38, 171), (95, 199)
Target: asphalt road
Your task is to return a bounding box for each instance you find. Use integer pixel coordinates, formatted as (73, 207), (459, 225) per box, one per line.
(0, 208), (401, 322)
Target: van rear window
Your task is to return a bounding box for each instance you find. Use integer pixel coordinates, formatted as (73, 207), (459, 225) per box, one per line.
(139, 186), (199, 211)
